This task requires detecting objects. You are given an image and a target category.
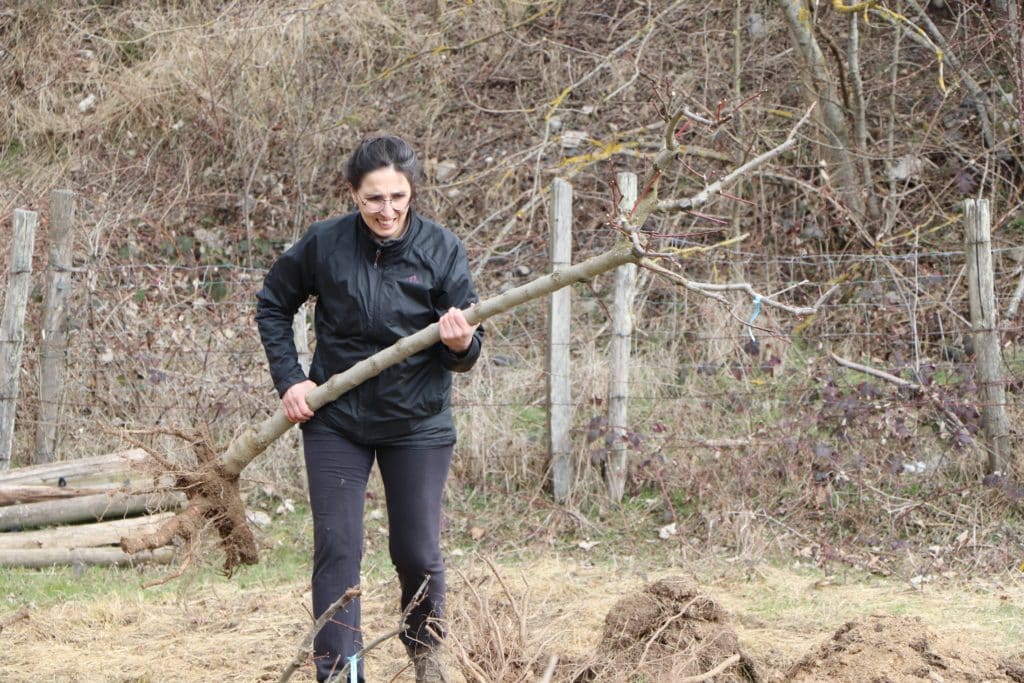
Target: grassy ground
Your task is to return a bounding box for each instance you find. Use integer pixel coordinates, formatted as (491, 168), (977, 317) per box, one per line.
(2, 498), (1022, 682)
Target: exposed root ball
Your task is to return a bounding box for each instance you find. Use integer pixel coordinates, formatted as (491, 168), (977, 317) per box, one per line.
(784, 614), (1018, 682)
(577, 575), (759, 682)
(121, 446), (258, 576)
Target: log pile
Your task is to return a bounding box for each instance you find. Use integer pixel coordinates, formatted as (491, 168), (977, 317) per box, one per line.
(0, 449), (182, 568)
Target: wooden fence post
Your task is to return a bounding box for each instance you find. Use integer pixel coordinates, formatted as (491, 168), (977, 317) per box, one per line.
(964, 199), (1011, 474)
(548, 178), (573, 503)
(606, 172), (638, 503)
(34, 190), (75, 465)
(0, 209), (39, 471)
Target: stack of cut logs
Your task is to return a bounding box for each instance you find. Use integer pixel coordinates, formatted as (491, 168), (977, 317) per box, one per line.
(0, 449), (183, 568)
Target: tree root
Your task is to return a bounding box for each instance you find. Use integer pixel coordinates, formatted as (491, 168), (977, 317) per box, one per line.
(119, 429), (258, 576)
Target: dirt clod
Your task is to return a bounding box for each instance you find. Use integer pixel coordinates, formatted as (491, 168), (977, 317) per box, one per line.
(576, 575), (759, 682)
(784, 614), (1015, 682)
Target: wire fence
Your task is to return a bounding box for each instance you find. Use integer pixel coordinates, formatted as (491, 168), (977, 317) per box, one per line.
(2, 230), (1022, 486)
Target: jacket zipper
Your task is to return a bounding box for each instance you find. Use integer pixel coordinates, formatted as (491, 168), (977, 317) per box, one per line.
(363, 246), (385, 442)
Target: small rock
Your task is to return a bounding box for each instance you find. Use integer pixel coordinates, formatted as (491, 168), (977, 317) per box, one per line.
(890, 155), (926, 182)
(434, 160), (459, 183)
(77, 94), (97, 114)
(247, 510), (272, 528)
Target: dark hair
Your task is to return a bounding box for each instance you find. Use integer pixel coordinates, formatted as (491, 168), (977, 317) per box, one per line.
(344, 134), (421, 193)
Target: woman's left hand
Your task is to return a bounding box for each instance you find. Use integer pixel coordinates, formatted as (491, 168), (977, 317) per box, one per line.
(439, 306), (478, 354)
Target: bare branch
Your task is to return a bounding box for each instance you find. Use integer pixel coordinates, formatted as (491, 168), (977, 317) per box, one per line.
(829, 353), (975, 447)
(539, 655), (559, 683)
(656, 104), (816, 213)
(326, 577), (431, 683)
(679, 654), (742, 683)
(642, 257), (838, 315)
(279, 587), (361, 683)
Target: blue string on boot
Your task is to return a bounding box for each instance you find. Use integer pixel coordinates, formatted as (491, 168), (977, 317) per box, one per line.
(348, 654), (359, 683)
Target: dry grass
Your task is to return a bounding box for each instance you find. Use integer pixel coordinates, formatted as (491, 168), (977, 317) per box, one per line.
(2, 553), (1022, 682)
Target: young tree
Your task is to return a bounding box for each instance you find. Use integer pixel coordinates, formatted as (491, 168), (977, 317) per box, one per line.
(122, 106), (823, 572)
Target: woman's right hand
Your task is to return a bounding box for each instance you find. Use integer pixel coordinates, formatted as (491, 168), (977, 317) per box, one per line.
(282, 380), (317, 423)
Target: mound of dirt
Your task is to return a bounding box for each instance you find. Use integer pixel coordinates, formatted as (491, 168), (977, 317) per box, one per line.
(575, 575), (759, 682)
(784, 614), (1021, 682)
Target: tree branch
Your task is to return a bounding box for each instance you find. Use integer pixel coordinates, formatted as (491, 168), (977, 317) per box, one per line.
(325, 577), (431, 683)
(829, 352), (974, 447)
(656, 104), (815, 212)
(278, 587), (361, 683)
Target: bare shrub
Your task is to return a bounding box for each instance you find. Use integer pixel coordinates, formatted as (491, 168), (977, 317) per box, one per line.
(446, 557), (556, 682)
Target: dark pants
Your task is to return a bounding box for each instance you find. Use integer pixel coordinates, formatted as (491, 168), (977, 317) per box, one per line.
(302, 421), (452, 683)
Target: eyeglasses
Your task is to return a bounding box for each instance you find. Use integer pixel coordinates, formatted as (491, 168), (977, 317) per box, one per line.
(357, 193), (411, 213)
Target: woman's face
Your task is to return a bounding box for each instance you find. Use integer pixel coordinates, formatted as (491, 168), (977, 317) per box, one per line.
(351, 166), (412, 240)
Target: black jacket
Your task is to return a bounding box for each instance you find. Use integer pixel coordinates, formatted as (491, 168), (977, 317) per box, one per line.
(255, 210), (483, 446)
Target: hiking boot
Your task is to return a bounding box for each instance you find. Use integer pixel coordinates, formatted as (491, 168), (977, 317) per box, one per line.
(405, 644), (450, 683)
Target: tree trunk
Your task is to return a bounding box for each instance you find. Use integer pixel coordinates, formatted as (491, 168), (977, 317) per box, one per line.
(0, 512), (175, 550)
(0, 546), (174, 568)
(121, 106), (815, 572)
(0, 491), (182, 531)
(0, 483), (128, 506)
(775, 0), (866, 229)
(219, 243), (642, 478)
(0, 448), (149, 487)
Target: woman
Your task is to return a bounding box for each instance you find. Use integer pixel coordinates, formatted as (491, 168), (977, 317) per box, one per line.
(256, 135), (482, 683)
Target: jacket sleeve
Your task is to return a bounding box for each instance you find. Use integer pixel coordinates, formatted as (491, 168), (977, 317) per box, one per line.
(255, 231), (318, 396)
(436, 238), (484, 373)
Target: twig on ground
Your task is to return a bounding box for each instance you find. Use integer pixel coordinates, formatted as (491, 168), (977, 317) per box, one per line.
(539, 654), (559, 683)
(278, 587), (361, 683)
(637, 602), (694, 669)
(481, 555), (527, 643)
(325, 576), (431, 683)
(679, 654), (741, 683)
(829, 352), (917, 389)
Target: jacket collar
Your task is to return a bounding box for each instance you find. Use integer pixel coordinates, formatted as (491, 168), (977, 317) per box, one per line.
(356, 210), (422, 261)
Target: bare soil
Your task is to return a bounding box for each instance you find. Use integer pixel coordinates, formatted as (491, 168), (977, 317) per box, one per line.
(784, 614), (1021, 683)
(2, 557), (1022, 682)
(574, 575), (759, 681)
